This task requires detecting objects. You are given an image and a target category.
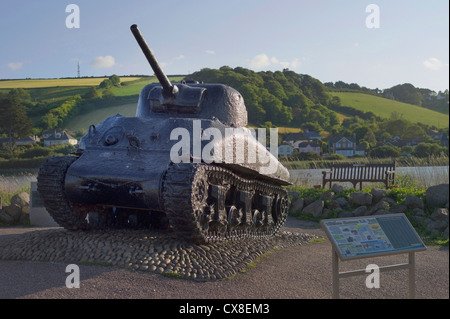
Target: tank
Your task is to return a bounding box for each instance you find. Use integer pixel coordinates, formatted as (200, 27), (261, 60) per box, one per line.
(37, 24), (291, 244)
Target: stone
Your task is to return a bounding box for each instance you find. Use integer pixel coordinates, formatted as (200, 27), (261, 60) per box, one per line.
(390, 204), (407, 214)
(326, 199), (341, 210)
(412, 208), (425, 216)
(338, 211), (354, 218)
(368, 200), (390, 215)
(352, 205), (368, 217)
(373, 210), (391, 215)
(331, 184), (345, 193)
(426, 184), (449, 208)
(426, 219), (448, 234)
(371, 188), (387, 204)
(10, 192), (30, 208)
(409, 215), (426, 225)
(321, 208), (331, 219)
(336, 197), (350, 209)
(302, 200), (324, 218)
(380, 197), (396, 206)
(0, 210), (14, 224)
(303, 197), (315, 207)
(405, 195), (424, 210)
(0, 196), (2, 210)
(290, 198), (304, 213)
(444, 226), (449, 239)
(349, 192), (373, 206)
(320, 192), (335, 201)
(4, 204), (22, 222)
(431, 208), (449, 222)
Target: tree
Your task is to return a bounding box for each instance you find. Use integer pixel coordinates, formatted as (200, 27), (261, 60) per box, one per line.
(413, 143), (447, 158)
(369, 145), (401, 158)
(8, 88), (31, 102)
(84, 87), (100, 99)
(99, 79), (112, 89)
(109, 74), (121, 87)
(0, 97), (33, 153)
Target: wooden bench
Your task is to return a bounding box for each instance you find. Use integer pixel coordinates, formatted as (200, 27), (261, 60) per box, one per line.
(322, 162), (396, 190)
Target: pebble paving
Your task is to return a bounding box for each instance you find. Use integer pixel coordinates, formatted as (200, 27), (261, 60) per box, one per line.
(0, 228), (319, 281)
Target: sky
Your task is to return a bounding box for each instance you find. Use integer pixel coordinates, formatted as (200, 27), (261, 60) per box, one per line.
(0, 0), (448, 92)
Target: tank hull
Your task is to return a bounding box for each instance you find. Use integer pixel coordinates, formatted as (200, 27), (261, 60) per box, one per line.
(66, 114), (290, 211)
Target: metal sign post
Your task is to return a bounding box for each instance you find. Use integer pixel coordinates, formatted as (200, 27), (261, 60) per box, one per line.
(321, 213), (426, 299)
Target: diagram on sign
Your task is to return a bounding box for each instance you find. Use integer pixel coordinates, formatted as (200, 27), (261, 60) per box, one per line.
(321, 214), (426, 260)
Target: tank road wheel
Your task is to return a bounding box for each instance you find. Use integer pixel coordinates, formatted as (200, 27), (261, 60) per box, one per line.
(37, 156), (88, 230)
(162, 163), (290, 244)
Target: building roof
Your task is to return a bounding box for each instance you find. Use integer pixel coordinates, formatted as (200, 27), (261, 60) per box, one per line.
(329, 137), (356, 145)
(303, 130), (321, 139)
(298, 140), (321, 147)
(45, 130), (76, 141)
(284, 132), (308, 142)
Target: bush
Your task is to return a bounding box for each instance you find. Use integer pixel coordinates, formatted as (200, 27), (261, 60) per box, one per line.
(326, 153), (346, 160)
(20, 147), (51, 159)
(0, 156), (46, 169)
(369, 145), (401, 158)
(413, 142), (448, 158)
(297, 151), (322, 161)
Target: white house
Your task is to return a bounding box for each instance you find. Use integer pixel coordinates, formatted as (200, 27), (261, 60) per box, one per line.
(43, 130), (77, 147)
(330, 137), (361, 157)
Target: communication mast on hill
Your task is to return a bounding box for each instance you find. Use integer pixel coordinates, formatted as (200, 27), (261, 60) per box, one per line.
(77, 61), (80, 78)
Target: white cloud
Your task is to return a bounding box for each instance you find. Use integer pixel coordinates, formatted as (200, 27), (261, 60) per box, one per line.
(250, 54), (271, 69)
(205, 50), (215, 55)
(8, 62), (23, 70)
(91, 56), (116, 68)
(249, 54), (300, 70)
(423, 57), (445, 71)
(174, 55), (185, 60)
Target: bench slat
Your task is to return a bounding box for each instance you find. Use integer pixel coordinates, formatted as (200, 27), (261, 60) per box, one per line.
(322, 162), (396, 189)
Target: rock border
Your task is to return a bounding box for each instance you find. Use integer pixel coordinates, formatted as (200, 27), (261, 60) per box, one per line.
(289, 183), (449, 239)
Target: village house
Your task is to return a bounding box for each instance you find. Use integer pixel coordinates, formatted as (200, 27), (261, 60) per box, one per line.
(329, 137), (365, 157)
(298, 140), (321, 155)
(43, 130), (77, 147)
(382, 136), (425, 148)
(303, 129), (322, 140)
(283, 130), (321, 148)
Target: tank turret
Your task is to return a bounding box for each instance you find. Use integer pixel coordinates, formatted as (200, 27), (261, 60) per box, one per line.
(36, 24), (291, 244)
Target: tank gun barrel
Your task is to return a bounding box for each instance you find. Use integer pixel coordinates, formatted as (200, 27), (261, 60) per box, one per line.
(130, 24), (177, 96)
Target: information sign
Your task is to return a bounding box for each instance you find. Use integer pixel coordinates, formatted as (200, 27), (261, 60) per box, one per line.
(321, 213), (426, 260)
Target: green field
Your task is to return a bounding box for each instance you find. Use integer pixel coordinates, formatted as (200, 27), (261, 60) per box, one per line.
(65, 103), (138, 131)
(331, 92), (449, 128)
(0, 77), (142, 89)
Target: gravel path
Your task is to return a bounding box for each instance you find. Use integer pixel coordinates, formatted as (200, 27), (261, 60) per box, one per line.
(0, 217), (448, 300)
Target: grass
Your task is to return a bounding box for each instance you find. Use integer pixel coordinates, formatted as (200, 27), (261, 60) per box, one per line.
(330, 92), (449, 128)
(240, 248), (279, 274)
(0, 77), (142, 89)
(65, 103), (138, 131)
(111, 76), (184, 97)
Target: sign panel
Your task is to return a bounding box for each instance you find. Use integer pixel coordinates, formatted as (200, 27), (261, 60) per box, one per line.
(321, 213), (426, 260)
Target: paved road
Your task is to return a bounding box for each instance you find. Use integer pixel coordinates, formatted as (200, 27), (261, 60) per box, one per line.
(0, 218), (448, 300)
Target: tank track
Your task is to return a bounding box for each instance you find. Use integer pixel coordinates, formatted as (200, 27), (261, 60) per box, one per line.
(37, 156), (88, 230)
(36, 157), (289, 244)
(162, 163), (289, 244)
